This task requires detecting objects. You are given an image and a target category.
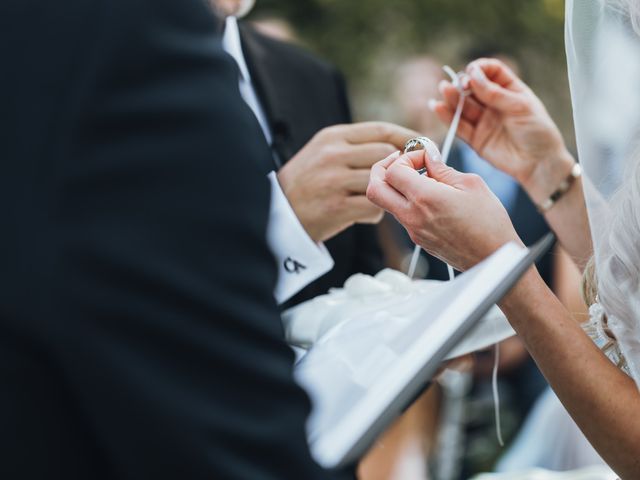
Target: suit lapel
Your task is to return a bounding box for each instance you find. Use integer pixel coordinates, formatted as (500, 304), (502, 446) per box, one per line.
(238, 24), (298, 163)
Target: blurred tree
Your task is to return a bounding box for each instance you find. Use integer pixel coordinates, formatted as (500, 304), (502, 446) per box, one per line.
(249, 0), (574, 147)
(252, 0), (564, 75)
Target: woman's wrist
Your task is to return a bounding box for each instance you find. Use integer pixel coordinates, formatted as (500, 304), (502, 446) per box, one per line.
(499, 266), (550, 322)
(520, 148), (577, 206)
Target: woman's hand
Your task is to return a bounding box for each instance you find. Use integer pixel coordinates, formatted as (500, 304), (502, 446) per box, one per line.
(431, 58), (575, 204)
(366, 149), (522, 272)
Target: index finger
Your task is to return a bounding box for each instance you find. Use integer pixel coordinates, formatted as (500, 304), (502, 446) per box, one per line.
(367, 151), (409, 213)
(343, 122), (419, 150)
(384, 151), (451, 202)
(467, 58), (524, 92)
(371, 150), (426, 183)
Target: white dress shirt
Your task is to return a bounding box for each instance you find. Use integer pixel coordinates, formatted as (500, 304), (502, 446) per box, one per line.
(222, 17), (334, 304)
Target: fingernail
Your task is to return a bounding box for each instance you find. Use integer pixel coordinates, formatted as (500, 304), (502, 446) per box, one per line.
(427, 99), (438, 111)
(438, 80), (449, 95)
(471, 66), (487, 85)
(422, 138), (442, 163)
(460, 74), (471, 90)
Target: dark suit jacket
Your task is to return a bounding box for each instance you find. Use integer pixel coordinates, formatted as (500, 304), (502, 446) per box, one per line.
(239, 24), (384, 307)
(0, 1), (344, 478)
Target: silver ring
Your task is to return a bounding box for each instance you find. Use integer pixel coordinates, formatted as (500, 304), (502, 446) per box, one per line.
(403, 136), (442, 162)
(404, 136), (431, 153)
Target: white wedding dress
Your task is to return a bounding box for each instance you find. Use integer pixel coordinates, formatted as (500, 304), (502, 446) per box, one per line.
(472, 303), (621, 479)
(493, 388), (611, 475)
(473, 466), (617, 480)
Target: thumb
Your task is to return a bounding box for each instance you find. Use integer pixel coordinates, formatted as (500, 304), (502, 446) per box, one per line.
(467, 64), (524, 113)
(425, 155), (466, 188)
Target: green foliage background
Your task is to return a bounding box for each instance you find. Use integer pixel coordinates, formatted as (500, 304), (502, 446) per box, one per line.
(248, 0), (575, 146)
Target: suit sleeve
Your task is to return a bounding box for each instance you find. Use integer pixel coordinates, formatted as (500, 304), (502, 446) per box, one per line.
(48, 1), (344, 478)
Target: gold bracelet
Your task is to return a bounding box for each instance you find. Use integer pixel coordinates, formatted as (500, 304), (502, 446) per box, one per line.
(537, 163), (582, 213)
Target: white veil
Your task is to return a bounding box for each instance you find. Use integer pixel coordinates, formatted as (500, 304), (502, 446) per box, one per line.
(565, 0), (640, 386)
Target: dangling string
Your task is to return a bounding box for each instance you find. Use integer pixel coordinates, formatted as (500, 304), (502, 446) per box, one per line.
(407, 66), (469, 281)
(492, 341), (505, 447)
(440, 65), (470, 165)
(407, 245), (423, 279)
(406, 65), (505, 447)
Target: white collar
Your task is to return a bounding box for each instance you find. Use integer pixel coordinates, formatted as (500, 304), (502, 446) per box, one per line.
(222, 16), (251, 82)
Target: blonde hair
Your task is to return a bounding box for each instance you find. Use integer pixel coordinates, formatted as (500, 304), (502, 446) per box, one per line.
(582, 257), (599, 307)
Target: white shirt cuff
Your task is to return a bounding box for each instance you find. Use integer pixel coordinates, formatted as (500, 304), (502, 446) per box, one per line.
(267, 171), (334, 304)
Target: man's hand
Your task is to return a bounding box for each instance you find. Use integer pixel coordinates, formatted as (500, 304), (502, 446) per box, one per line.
(277, 122), (418, 243)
